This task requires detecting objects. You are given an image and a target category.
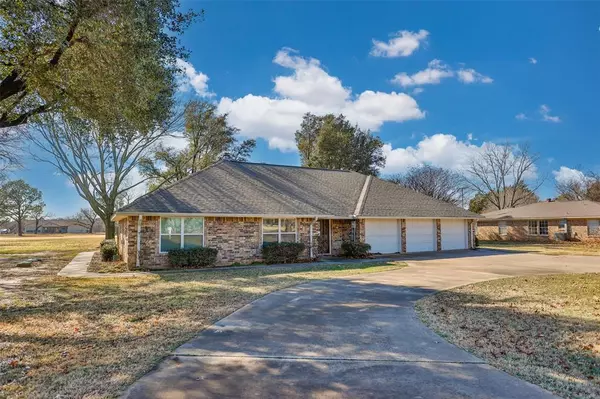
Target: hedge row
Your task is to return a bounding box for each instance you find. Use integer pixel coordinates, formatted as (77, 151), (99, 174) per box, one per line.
(167, 247), (218, 268)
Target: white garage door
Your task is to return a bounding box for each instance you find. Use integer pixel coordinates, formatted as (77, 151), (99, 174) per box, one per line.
(365, 219), (400, 254)
(441, 219), (467, 250)
(406, 219), (435, 253)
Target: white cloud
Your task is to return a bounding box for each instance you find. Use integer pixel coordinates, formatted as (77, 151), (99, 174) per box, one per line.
(412, 88), (424, 95)
(529, 57), (538, 64)
(540, 104), (561, 123)
(467, 133), (474, 141)
(391, 59), (453, 87)
(382, 134), (538, 182)
(218, 48), (425, 151)
(176, 58), (214, 98)
(391, 60), (492, 87)
(553, 166), (586, 185)
(273, 48), (350, 107)
(515, 113), (527, 120)
(456, 68), (493, 84)
(370, 29), (429, 58)
(382, 133), (485, 173)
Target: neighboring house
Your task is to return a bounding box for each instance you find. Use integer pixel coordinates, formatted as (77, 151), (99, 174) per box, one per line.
(113, 161), (479, 269)
(477, 200), (600, 241)
(8, 219), (107, 234)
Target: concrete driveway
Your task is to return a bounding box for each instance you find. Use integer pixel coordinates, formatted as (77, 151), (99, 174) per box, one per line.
(124, 250), (599, 399)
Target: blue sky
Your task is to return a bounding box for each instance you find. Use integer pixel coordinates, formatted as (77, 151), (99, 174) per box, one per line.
(15, 1), (600, 216)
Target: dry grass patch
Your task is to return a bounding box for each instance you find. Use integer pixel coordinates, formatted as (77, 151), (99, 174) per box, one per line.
(417, 273), (600, 399)
(0, 261), (405, 398)
(0, 235), (103, 288)
(87, 252), (129, 273)
(480, 240), (600, 256)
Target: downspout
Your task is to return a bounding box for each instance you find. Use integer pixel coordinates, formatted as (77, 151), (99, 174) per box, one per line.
(136, 215), (142, 269)
(309, 217), (319, 258)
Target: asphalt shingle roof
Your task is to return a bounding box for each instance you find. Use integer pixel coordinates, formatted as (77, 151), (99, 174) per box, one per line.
(482, 200), (600, 220)
(116, 161), (479, 219)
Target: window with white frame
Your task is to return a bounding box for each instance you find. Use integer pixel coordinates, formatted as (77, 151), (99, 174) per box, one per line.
(498, 221), (508, 236)
(263, 218), (296, 244)
(528, 220), (548, 236)
(160, 217), (204, 252)
(588, 220), (600, 236)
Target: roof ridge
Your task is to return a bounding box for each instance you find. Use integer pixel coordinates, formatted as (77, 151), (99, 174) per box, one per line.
(353, 175), (372, 217)
(227, 160), (354, 173)
(117, 159), (227, 213)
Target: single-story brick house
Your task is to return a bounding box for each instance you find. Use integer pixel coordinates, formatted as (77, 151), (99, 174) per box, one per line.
(113, 161), (480, 269)
(477, 200), (600, 241)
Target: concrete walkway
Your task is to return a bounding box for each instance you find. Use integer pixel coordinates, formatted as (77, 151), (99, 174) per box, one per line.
(123, 251), (599, 398)
(57, 251), (148, 278)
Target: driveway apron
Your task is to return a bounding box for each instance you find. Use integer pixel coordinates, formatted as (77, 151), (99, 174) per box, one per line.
(124, 250), (599, 398)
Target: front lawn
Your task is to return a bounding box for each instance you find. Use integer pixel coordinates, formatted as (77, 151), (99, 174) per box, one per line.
(0, 260), (405, 398)
(0, 234), (103, 282)
(417, 273), (600, 399)
(480, 240), (600, 256)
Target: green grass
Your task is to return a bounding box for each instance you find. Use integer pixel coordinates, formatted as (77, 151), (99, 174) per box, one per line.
(0, 260), (405, 398)
(417, 273), (600, 399)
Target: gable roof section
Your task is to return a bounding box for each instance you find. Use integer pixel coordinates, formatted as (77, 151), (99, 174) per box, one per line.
(118, 161), (365, 217)
(482, 200), (600, 220)
(360, 177), (480, 218)
(116, 161), (479, 219)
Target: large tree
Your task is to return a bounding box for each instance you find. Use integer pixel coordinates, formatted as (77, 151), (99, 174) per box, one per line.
(388, 165), (466, 205)
(0, 180), (45, 236)
(468, 186), (540, 214)
(30, 113), (182, 238)
(139, 101), (256, 188)
(294, 113), (386, 175)
(464, 143), (543, 210)
(71, 207), (97, 233)
(556, 172), (600, 202)
(0, 0), (200, 130)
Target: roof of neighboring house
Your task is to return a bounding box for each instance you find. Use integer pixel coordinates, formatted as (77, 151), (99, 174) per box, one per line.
(114, 161), (479, 220)
(482, 200), (600, 220)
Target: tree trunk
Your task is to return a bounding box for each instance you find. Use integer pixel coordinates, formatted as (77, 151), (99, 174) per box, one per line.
(104, 217), (115, 239)
(17, 219), (22, 237)
(89, 220), (95, 234)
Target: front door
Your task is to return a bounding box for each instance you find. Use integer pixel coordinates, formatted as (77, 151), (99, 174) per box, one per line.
(319, 219), (331, 254)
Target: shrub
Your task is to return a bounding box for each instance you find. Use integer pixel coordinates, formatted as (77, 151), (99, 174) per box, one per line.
(100, 242), (119, 261)
(100, 239), (115, 249)
(474, 236), (480, 248)
(167, 247), (218, 268)
(261, 242), (306, 264)
(340, 241), (371, 258)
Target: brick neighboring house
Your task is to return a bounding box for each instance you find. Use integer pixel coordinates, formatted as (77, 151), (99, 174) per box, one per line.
(477, 200), (600, 242)
(112, 161), (480, 269)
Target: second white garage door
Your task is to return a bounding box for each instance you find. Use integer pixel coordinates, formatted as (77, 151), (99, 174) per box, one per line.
(406, 219), (435, 253)
(441, 219), (467, 250)
(365, 219), (400, 253)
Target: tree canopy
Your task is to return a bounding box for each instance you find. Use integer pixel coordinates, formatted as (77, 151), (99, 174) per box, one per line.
(464, 143), (543, 210)
(468, 185), (540, 213)
(556, 172), (600, 202)
(0, 179), (45, 236)
(0, 0), (200, 130)
(139, 101), (255, 189)
(388, 165), (466, 205)
(294, 113), (386, 175)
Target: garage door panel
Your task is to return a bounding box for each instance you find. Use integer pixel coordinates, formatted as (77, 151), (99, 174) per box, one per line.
(441, 220), (467, 250)
(406, 219), (435, 253)
(365, 219), (400, 254)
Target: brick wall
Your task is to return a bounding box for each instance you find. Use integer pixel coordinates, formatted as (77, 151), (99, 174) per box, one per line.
(477, 218), (599, 242)
(297, 218), (321, 258)
(205, 217), (262, 265)
(435, 219), (442, 251)
(331, 219), (353, 255)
